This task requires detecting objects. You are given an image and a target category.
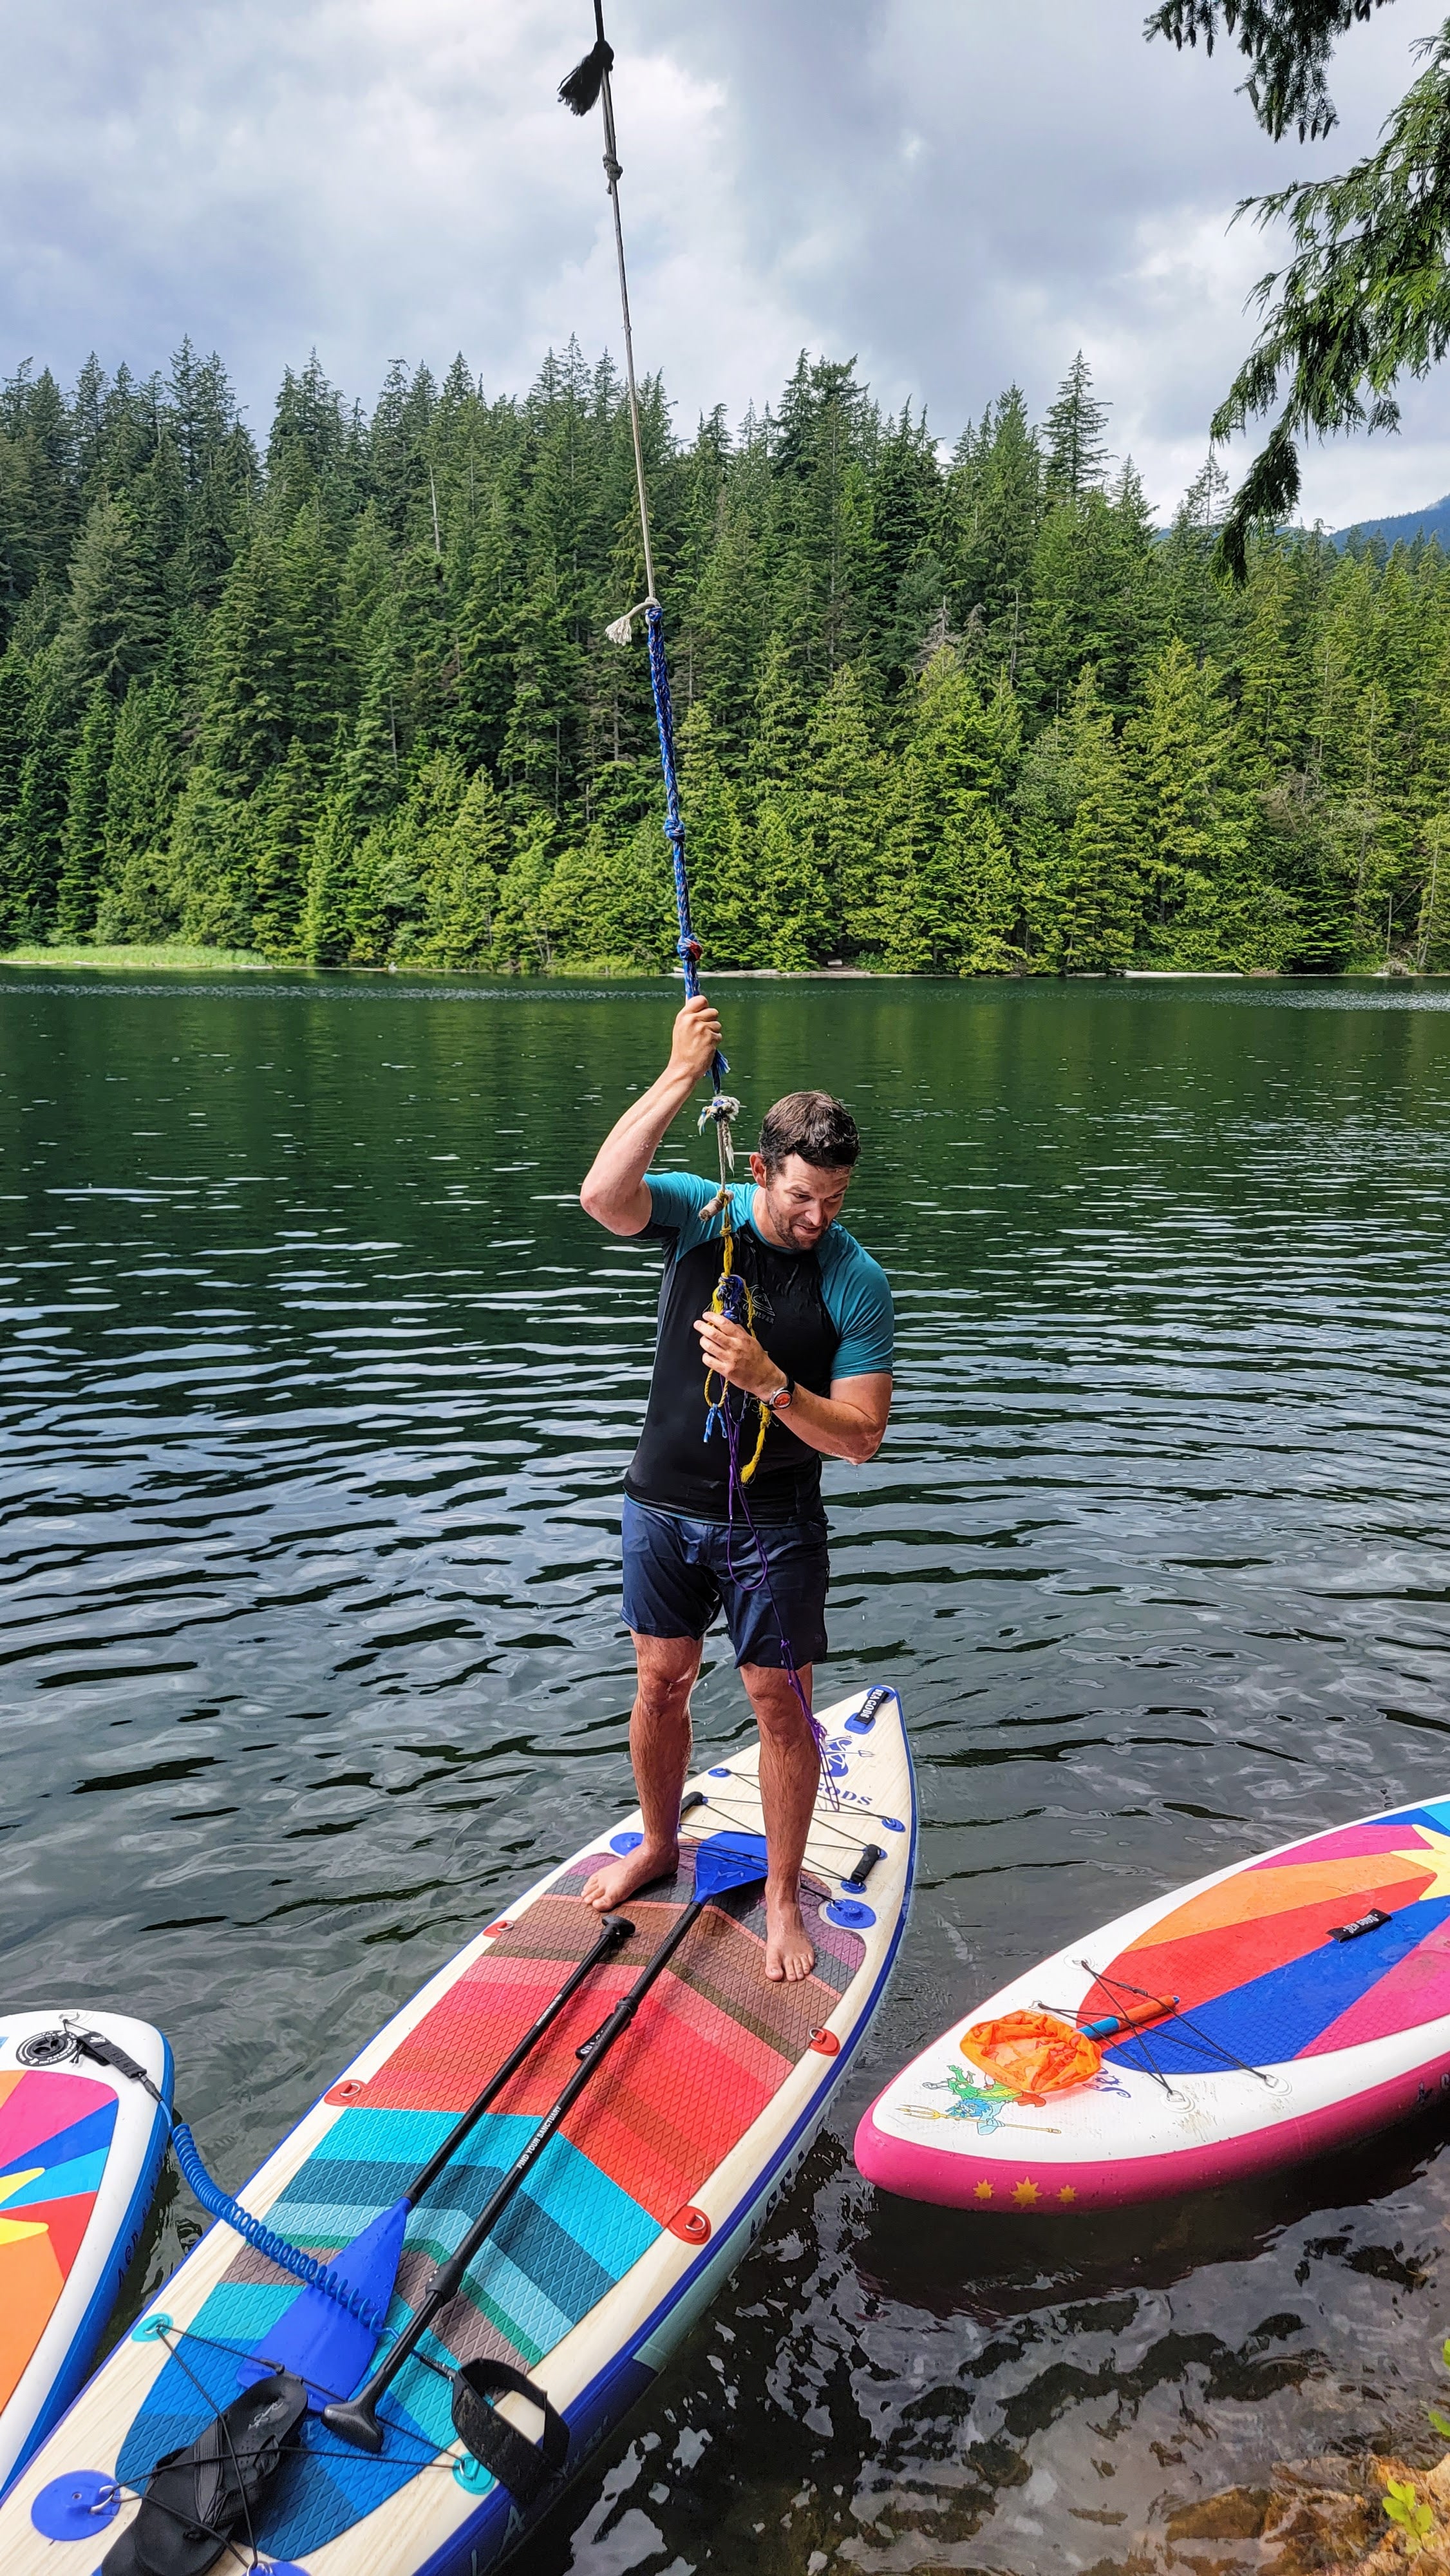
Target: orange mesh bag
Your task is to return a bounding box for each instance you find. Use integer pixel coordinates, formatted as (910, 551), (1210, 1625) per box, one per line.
(959, 2011), (1105, 2103)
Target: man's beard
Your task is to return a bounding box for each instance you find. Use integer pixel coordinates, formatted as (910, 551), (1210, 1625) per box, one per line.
(774, 1208), (827, 1247)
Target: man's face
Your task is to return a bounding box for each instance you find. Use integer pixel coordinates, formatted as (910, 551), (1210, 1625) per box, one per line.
(749, 1152), (854, 1251)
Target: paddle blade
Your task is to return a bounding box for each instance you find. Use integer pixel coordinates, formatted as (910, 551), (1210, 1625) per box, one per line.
(240, 2197), (406, 2407)
(692, 1830), (769, 1902)
(960, 2011), (1102, 2101)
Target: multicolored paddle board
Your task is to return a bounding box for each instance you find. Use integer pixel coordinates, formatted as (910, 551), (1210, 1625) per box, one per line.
(856, 1794), (1450, 2212)
(3, 1685), (913, 2573)
(0, 2012), (171, 2497)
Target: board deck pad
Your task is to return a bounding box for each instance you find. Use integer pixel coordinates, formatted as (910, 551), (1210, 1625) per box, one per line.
(82, 1748), (895, 2569)
(857, 1794), (1450, 2215)
(3, 1696), (912, 2572)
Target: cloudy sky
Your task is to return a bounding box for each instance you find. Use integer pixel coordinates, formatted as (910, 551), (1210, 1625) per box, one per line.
(1, 0), (1445, 527)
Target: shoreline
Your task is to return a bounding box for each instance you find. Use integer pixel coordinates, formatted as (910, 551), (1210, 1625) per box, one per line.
(3, 943), (1447, 983)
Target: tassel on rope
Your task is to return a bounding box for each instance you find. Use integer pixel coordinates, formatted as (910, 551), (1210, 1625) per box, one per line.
(559, 0), (614, 115)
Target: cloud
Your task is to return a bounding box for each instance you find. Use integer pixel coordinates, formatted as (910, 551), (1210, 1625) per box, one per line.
(0, 0), (1444, 524)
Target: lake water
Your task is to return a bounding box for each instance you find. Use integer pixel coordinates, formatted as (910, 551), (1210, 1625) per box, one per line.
(3, 968), (1450, 2574)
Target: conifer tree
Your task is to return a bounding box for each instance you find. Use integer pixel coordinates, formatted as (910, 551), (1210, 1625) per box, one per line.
(55, 682), (115, 933)
(251, 738), (318, 953)
(0, 649), (26, 902)
(204, 531), (292, 791)
(64, 494), (155, 694)
(1043, 354), (1111, 503)
(5, 654), (74, 936)
(1055, 665), (1145, 970)
(300, 791), (360, 964)
(678, 701), (758, 967)
(102, 679), (183, 886)
(1126, 639), (1250, 961)
(281, 500), (343, 760)
(806, 664), (885, 956)
(165, 764), (254, 947)
(453, 489), (520, 775)
(947, 388), (1043, 670)
(753, 797), (826, 970)
(420, 761), (508, 964)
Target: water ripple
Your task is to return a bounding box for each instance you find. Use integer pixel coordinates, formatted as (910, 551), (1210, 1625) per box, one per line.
(3, 972), (1450, 2573)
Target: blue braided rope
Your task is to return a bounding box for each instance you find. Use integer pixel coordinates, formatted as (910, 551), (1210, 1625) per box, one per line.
(171, 2121), (388, 2331)
(645, 603), (728, 1088)
(644, 607), (829, 1796)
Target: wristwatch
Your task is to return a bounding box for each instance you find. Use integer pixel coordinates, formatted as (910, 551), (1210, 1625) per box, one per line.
(762, 1374), (795, 1414)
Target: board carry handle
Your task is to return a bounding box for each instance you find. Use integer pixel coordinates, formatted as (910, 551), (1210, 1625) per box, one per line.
(1328, 1906), (1392, 1943)
(451, 2358), (570, 2506)
(841, 1844), (887, 1893)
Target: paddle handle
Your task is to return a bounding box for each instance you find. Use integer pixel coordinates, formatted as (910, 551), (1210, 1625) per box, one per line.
(404, 1913), (634, 2209)
(325, 1895), (706, 2450)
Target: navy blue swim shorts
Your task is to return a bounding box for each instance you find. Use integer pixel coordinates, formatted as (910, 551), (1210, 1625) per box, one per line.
(621, 1496), (829, 1669)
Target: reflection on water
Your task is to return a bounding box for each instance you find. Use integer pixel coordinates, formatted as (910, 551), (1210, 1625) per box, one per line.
(2, 970), (1449, 2574)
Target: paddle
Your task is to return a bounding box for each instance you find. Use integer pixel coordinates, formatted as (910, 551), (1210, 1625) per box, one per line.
(323, 1830), (770, 2455)
(246, 1909), (636, 2404)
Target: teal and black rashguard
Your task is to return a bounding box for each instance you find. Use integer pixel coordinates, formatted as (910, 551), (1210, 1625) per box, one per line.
(623, 1172), (895, 1526)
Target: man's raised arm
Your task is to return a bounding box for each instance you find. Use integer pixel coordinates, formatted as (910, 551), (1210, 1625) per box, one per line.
(579, 995), (724, 1237)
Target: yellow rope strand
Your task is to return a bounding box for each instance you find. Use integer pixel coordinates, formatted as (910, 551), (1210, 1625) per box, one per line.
(701, 1177), (769, 1484)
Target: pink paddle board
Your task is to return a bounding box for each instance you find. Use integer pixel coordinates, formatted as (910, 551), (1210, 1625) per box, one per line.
(856, 1795), (1450, 2211)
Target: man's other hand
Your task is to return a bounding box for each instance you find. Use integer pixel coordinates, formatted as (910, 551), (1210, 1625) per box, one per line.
(694, 1310), (778, 1401)
(668, 996), (722, 1084)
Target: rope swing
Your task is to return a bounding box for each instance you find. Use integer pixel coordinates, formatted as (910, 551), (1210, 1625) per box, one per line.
(558, 18), (833, 1785)
(558, 1), (737, 1168)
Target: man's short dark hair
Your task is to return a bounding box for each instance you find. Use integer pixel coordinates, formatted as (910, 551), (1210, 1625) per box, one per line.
(758, 1091), (860, 1175)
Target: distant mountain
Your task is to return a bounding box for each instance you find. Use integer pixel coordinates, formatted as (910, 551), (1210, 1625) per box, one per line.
(1330, 495), (1450, 551)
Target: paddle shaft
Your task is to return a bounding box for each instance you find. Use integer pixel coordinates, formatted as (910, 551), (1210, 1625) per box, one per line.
(402, 1912), (634, 2210)
(325, 1891), (708, 2449)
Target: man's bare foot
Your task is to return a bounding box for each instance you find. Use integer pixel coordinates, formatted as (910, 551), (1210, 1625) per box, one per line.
(764, 1887), (816, 1984)
(581, 1837), (679, 1912)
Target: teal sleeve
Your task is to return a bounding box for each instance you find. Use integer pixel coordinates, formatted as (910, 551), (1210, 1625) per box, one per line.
(642, 1170), (717, 1251)
(825, 1244), (895, 1378)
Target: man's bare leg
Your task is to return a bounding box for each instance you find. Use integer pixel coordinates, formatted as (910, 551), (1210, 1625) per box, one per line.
(741, 1661), (817, 1984)
(583, 1633), (701, 1911)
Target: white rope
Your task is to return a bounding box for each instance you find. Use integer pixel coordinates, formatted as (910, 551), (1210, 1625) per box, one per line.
(598, 62), (658, 616)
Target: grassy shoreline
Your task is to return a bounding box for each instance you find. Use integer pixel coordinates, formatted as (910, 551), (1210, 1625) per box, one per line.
(2, 942), (281, 972)
(3, 942), (1446, 981)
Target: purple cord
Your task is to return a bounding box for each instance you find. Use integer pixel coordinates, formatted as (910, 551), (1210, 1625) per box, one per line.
(708, 1391), (838, 1806)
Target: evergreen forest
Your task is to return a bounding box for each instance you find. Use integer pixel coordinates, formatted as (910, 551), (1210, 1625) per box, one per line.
(1, 339), (1446, 976)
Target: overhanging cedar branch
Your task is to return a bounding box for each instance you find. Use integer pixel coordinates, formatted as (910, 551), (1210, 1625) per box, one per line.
(1206, 24), (1450, 576)
(1145, 1), (1397, 141)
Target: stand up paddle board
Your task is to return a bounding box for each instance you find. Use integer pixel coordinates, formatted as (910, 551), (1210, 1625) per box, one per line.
(856, 1793), (1450, 2213)
(0, 2011), (171, 2499)
(3, 1685), (913, 2574)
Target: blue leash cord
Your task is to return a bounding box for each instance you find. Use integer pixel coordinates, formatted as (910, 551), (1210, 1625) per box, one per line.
(171, 2121), (388, 2331)
(61, 2022), (388, 2333)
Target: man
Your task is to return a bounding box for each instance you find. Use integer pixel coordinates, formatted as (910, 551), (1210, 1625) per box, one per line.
(578, 992), (894, 1984)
